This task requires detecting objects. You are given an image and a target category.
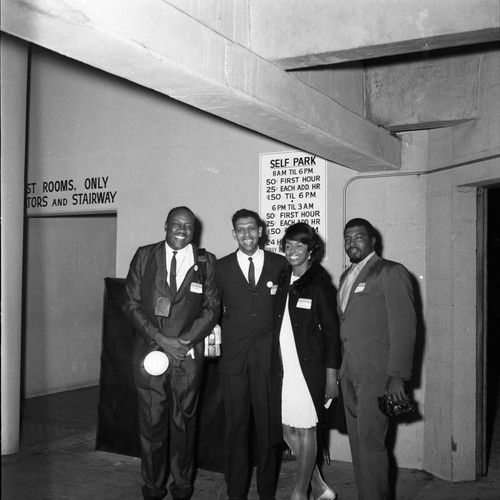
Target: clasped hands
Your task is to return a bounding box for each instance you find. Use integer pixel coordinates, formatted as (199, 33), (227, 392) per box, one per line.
(154, 335), (192, 368)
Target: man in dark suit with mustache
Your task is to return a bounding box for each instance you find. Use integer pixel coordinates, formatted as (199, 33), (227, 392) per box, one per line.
(338, 218), (416, 500)
(124, 206), (220, 500)
(216, 208), (287, 500)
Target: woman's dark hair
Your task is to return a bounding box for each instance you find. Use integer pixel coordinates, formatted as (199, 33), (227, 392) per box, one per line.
(280, 222), (321, 261)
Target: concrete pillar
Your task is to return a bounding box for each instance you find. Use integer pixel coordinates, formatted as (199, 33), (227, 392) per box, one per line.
(1, 33), (29, 455)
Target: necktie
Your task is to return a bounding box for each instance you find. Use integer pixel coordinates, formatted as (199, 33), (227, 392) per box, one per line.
(248, 257), (256, 288)
(340, 264), (360, 312)
(170, 251), (178, 294)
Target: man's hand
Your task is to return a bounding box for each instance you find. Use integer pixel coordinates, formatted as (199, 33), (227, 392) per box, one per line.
(325, 379), (340, 401)
(154, 335), (190, 367)
(325, 368), (340, 401)
(385, 376), (407, 402)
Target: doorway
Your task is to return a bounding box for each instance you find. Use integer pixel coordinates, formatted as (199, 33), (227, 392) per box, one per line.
(23, 214), (117, 397)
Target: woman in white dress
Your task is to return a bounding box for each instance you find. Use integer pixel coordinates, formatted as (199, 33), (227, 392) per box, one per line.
(270, 223), (341, 500)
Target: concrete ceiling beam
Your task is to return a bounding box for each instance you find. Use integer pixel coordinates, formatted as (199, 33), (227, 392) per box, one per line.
(365, 51), (484, 131)
(0, 0), (401, 171)
(249, 0), (500, 69)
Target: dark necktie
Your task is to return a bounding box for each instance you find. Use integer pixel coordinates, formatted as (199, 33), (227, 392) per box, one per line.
(170, 251), (178, 294)
(248, 257), (255, 288)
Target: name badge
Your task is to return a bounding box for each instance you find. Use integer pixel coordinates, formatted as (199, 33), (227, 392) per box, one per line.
(190, 282), (203, 294)
(297, 298), (312, 309)
(270, 285), (278, 295)
(354, 283), (366, 293)
(155, 297), (171, 317)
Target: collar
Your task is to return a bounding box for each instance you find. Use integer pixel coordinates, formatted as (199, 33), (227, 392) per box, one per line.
(284, 261), (325, 292)
(165, 242), (192, 259)
(352, 251), (376, 273)
(236, 247), (264, 263)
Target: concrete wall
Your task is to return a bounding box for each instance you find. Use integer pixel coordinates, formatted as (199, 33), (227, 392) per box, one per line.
(422, 48), (500, 481)
(365, 49), (481, 130)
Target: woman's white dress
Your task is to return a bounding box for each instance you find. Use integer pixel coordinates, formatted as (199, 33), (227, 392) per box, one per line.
(280, 275), (318, 428)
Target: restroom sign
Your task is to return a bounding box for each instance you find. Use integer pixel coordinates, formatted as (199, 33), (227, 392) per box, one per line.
(259, 151), (327, 254)
(25, 175), (117, 215)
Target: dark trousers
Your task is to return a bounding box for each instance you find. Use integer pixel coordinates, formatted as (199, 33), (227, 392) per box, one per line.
(134, 358), (202, 500)
(221, 350), (277, 500)
(341, 364), (390, 500)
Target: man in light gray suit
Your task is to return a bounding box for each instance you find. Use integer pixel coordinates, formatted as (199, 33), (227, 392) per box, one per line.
(337, 218), (416, 500)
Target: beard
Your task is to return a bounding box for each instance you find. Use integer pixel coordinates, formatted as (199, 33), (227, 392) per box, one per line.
(347, 247), (362, 263)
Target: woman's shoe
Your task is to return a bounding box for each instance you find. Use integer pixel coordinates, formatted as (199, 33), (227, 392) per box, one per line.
(315, 487), (337, 500)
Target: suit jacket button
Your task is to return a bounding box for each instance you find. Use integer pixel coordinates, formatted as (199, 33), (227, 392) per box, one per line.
(303, 357), (309, 363)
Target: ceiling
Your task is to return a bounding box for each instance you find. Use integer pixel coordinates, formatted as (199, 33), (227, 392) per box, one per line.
(1, 0), (499, 171)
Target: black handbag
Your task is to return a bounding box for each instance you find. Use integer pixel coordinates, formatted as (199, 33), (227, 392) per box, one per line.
(377, 394), (416, 417)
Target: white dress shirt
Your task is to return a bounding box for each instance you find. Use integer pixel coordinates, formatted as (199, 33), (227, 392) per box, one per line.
(236, 248), (264, 285)
(165, 243), (195, 290)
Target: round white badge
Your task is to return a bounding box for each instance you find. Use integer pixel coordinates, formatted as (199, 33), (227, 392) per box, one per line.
(144, 351), (169, 376)
(267, 281), (274, 288)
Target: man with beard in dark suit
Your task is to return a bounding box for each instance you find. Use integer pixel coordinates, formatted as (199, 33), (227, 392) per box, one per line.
(216, 208), (287, 500)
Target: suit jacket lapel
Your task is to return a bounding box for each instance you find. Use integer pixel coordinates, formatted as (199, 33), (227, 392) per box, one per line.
(154, 241), (173, 299)
(228, 251), (249, 285)
(343, 254), (379, 316)
(337, 269), (348, 314)
(176, 245), (198, 295)
(257, 251), (273, 288)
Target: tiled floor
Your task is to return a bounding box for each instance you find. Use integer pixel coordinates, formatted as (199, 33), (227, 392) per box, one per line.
(2, 385), (500, 499)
